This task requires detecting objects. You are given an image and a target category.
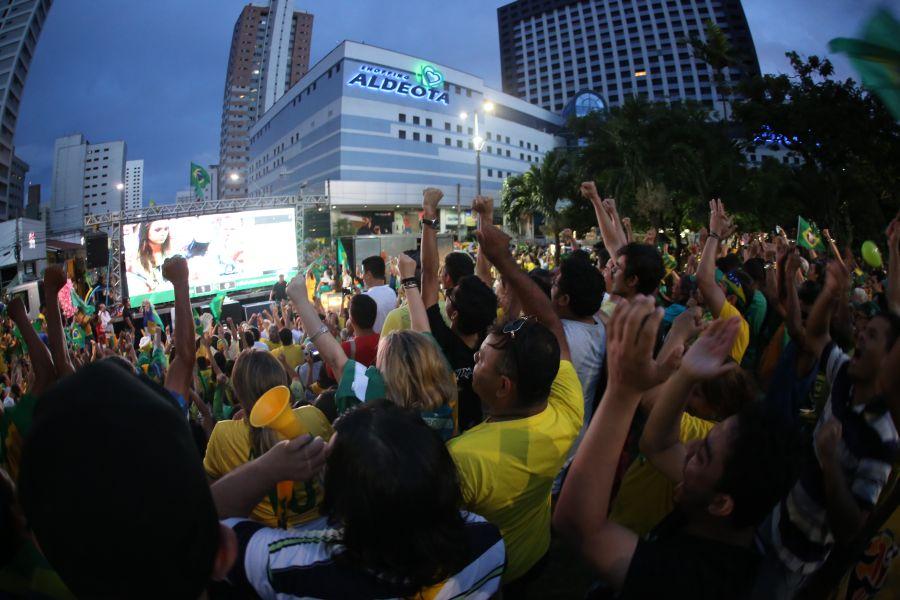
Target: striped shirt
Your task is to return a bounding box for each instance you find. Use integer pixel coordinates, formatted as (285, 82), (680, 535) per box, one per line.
(220, 512), (505, 599)
(771, 343), (899, 575)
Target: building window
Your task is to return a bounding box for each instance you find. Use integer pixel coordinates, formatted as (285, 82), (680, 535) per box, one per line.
(457, 140), (463, 148)
(399, 130), (406, 139)
(426, 118), (433, 127)
(506, 150), (511, 157)
(444, 122), (451, 131)
(456, 125), (462, 133)
(413, 116), (420, 125)
(445, 137), (451, 146)
(425, 134), (433, 143)
(399, 113), (406, 123)
(487, 169), (493, 177)
(413, 132), (420, 141)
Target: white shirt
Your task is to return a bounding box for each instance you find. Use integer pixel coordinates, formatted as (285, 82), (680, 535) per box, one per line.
(98, 310), (112, 333)
(252, 341), (270, 352)
(3, 396), (15, 409)
(364, 284), (398, 334)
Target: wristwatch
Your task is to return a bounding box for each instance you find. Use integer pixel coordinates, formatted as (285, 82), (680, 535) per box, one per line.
(421, 217), (439, 230)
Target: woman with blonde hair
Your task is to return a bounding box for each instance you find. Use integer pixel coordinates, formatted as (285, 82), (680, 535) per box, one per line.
(203, 349), (332, 527)
(288, 256), (458, 440)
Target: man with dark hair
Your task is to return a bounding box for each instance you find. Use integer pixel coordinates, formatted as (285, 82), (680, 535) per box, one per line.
(271, 328), (304, 371)
(362, 255), (396, 334)
(754, 259), (900, 598)
(613, 242), (666, 298)
(327, 294), (379, 380)
(270, 274), (287, 303)
(421, 189), (498, 430)
(555, 303), (801, 597)
(18, 362), (234, 598)
(449, 221), (582, 584)
(551, 254), (607, 490)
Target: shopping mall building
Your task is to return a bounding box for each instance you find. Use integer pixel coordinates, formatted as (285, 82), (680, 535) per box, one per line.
(246, 41), (576, 237)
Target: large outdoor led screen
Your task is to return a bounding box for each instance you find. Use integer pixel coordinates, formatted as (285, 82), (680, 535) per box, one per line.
(123, 208), (298, 305)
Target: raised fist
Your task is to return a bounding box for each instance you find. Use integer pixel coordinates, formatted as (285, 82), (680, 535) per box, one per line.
(162, 256), (189, 284)
(472, 196), (494, 218)
(580, 181), (600, 204)
(286, 272), (310, 304)
(398, 253), (417, 280)
(475, 223), (512, 264)
(423, 187), (443, 217)
(44, 264), (67, 293)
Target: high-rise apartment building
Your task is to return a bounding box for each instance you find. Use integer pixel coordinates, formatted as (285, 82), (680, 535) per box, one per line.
(8, 153), (28, 218)
(49, 134), (126, 238)
(497, 0), (759, 114)
(218, 1), (313, 199)
(124, 159), (143, 211)
(0, 0), (52, 220)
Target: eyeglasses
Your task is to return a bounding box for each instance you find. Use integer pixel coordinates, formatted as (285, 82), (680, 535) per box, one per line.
(501, 315), (535, 339)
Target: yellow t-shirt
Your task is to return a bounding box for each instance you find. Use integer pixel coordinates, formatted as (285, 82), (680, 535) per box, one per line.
(264, 339), (282, 351)
(609, 413), (715, 536)
(203, 406), (333, 528)
(272, 344), (305, 372)
(719, 300), (750, 364)
(448, 360), (583, 582)
(380, 300), (449, 337)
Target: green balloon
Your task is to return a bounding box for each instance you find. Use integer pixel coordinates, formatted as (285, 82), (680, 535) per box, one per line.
(861, 240), (883, 268)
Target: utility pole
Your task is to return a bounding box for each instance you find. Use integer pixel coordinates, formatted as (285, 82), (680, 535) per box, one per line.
(14, 217), (21, 286)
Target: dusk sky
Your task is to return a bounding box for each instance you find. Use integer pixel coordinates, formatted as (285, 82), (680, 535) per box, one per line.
(14, 0), (885, 206)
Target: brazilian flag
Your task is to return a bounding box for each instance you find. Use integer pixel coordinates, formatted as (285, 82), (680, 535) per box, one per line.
(830, 9), (900, 120)
(209, 292), (226, 323)
(797, 216), (826, 252)
(190, 162), (211, 200)
(192, 308), (204, 333)
(69, 323), (87, 350)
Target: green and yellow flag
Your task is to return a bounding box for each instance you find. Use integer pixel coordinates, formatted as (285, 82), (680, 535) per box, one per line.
(209, 292), (226, 323)
(830, 9), (900, 120)
(190, 163), (211, 200)
(797, 216), (826, 251)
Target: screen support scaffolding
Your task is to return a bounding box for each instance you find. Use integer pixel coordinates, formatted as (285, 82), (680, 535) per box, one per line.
(84, 194), (327, 304)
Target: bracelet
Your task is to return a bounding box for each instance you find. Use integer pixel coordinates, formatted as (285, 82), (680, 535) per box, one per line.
(309, 325), (329, 344)
(401, 277), (418, 287)
(708, 232), (721, 240)
(421, 217), (439, 230)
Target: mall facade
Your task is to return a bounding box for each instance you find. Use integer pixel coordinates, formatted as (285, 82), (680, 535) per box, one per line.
(247, 41), (567, 237)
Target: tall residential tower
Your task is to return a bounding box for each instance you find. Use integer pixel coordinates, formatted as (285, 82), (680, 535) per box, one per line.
(218, 1), (313, 199)
(497, 0), (759, 115)
(0, 0), (52, 220)
(124, 159), (143, 211)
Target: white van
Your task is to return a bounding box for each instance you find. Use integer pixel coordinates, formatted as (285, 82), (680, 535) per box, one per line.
(5, 280), (45, 321)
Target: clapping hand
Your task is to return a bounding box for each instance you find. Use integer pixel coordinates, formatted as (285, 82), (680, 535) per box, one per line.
(678, 317), (740, 381)
(606, 296), (679, 395)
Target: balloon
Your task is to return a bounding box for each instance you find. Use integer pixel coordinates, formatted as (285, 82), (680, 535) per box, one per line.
(861, 240), (883, 268)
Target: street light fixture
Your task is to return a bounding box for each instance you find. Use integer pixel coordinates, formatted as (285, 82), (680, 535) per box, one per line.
(459, 100), (495, 197)
(228, 172), (241, 182)
(114, 183), (125, 191)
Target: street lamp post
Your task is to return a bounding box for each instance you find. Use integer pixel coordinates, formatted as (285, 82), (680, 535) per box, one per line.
(460, 101), (494, 232)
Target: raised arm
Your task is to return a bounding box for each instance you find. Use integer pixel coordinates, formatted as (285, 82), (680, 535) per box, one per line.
(162, 256), (195, 400)
(697, 198), (734, 318)
(804, 260), (850, 356)
(421, 187), (443, 309)
(476, 222), (570, 361)
(7, 298), (56, 396)
(398, 253), (429, 333)
(472, 196), (495, 286)
(554, 297), (666, 590)
(42, 266), (74, 378)
(286, 273), (347, 382)
(581, 181), (626, 256)
(639, 317), (740, 482)
(212, 434), (326, 519)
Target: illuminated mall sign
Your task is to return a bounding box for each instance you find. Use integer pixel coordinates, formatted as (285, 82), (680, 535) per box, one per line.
(347, 63), (450, 105)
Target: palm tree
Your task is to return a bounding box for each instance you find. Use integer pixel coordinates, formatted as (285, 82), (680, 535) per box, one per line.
(684, 20), (736, 120)
(501, 149), (573, 253)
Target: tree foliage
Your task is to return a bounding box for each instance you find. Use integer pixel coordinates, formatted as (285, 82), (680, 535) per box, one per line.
(500, 52), (900, 247)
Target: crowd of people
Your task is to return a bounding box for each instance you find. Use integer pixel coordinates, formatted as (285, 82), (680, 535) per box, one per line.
(0, 183), (898, 599)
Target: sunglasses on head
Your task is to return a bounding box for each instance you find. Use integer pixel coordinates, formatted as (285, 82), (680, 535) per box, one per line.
(501, 315), (535, 339)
